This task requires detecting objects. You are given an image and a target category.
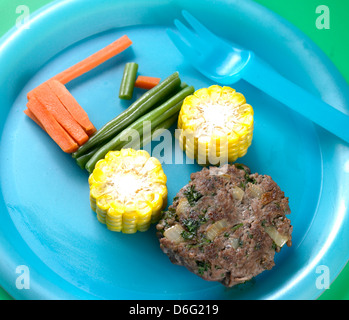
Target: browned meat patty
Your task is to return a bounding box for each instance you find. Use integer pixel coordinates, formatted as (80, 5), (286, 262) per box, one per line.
(156, 163), (293, 287)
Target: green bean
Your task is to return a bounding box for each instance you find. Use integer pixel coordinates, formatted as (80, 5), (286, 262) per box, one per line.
(75, 146), (100, 170)
(128, 113), (179, 150)
(72, 71), (181, 159)
(75, 84), (188, 168)
(77, 114), (178, 170)
(76, 74), (186, 170)
(119, 62), (138, 100)
(85, 85), (195, 172)
(76, 112), (179, 169)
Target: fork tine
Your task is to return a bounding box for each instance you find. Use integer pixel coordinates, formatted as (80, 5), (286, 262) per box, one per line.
(174, 19), (207, 51)
(167, 28), (201, 62)
(182, 10), (218, 42)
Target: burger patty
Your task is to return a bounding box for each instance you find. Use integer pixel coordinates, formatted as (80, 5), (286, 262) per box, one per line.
(156, 164), (293, 287)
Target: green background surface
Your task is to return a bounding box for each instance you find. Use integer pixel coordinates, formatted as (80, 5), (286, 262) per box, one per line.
(0, 0), (348, 300)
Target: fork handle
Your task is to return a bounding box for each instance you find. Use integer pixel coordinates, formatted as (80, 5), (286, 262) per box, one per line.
(242, 55), (349, 143)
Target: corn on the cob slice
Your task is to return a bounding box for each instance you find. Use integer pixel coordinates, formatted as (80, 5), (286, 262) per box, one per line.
(88, 148), (168, 233)
(177, 85), (254, 165)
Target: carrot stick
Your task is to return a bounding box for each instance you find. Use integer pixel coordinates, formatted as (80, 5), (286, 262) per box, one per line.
(24, 108), (46, 131)
(134, 75), (161, 90)
(51, 35), (132, 85)
(32, 82), (89, 146)
(27, 35), (132, 99)
(27, 97), (78, 153)
(47, 80), (96, 136)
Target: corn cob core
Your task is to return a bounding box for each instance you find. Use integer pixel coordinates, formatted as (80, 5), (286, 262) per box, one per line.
(177, 85), (254, 165)
(88, 148), (167, 233)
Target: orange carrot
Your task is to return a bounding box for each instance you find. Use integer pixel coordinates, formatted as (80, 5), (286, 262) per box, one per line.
(32, 82), (89, 146)
(24, 108), (45, 131)
(134, 75), (161, 90)
(47, 80), (96, 136)
(27, 97), (78, 153)
(27, 35), (132, 99)
(52, 35), (132, 85)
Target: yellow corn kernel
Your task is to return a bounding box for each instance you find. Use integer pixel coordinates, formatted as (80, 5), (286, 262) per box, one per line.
(88, 148), (168, 233)
(177, 85), (254, 165)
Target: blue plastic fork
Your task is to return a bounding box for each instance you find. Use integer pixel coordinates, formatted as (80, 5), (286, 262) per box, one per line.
(168, 10), (349, 144)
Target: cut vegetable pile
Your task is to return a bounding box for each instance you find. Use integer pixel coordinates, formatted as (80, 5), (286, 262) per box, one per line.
(24, 34), (195, 233)
(23, 33), (257, 236)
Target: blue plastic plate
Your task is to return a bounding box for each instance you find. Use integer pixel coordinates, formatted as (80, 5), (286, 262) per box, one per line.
(0, 0), (348, 300)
